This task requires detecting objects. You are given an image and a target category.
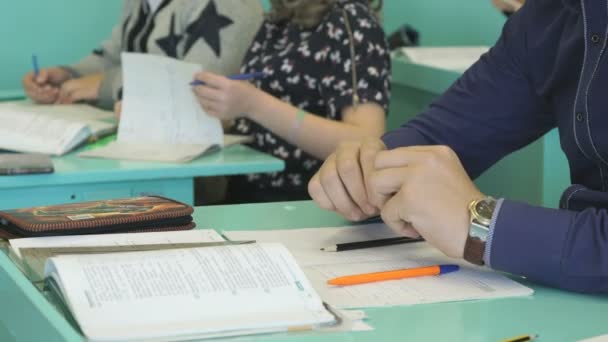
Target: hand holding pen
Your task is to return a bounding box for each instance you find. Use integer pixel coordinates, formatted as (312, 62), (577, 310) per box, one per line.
(22, 55), (72, 104)
(191, 71), (268, 121)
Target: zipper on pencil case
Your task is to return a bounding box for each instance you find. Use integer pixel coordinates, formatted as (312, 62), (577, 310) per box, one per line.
(1, 215), (194, 237)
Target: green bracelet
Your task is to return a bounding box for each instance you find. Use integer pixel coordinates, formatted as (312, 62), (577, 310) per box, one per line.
(290, 109), (307, 141)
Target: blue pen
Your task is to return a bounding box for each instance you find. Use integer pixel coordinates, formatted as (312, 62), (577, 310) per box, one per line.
(32, 54), (40, 78)
(190, 71), (267, 86)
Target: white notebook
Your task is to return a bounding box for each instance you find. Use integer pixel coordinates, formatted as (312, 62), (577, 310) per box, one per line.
(43, 243), (337, 342)
(398, 46), (489, 72)
(80, 53), (239, 163)
(0, 101), (117, 155)
(225, 224), (534, 309)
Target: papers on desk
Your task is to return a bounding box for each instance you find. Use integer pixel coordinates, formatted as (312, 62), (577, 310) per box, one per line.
(224, 224), (534, 308)
(80, 53), (243, 163)
(0, 101), (116, 155)
(397, 46), (489, 72)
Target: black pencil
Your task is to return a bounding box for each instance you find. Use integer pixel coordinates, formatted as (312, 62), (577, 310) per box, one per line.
(320, 236), (424, 252)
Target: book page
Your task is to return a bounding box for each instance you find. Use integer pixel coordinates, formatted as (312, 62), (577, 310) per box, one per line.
(399, 46), (489, 72)
(11, 230), (224, 282)
(45, 243), (335, 342)
(118, 53), (223, 146)
(11, 230), (224, 258)
(225, 225), (533, 308)
(0, 110), (89, 155)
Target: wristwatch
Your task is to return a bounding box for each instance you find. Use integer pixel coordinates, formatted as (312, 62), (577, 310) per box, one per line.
(463, 197), (497, 266)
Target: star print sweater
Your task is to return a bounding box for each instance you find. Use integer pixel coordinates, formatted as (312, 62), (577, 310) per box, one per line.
(64, 0), (263, 109)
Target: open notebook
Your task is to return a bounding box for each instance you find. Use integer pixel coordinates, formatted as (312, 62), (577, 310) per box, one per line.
(42, 243), (337, 342)
(80, 53), (250, 163)
(0, 101), (117, 155)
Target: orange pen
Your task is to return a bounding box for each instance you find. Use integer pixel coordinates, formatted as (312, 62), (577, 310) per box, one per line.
(327, 264), (460, 286)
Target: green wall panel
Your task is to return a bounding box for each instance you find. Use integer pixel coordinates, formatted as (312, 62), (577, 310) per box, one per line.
(0, 0), (122, 91)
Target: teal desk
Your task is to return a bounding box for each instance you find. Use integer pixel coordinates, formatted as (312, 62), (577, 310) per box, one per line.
(0, 146), (284, 209)
(0, 91), (284, 209)
(389, 57), (570, 208)
(1, 201), (607, 341)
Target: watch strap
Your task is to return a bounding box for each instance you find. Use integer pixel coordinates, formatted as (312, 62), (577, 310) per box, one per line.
(464, 235), (486, 266)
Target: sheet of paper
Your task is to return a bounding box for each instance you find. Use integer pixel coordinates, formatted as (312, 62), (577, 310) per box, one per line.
(45, 243), (335, 342)
(11, 230), (224, 282)
(224, 225), (533, 309)
(118, 53), (223, 146)
(398, 46), (489, 72)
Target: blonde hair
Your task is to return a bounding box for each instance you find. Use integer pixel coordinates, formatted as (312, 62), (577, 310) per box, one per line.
(268, 0), (383, 28)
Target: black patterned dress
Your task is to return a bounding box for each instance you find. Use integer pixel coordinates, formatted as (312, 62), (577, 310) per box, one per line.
(227, 0), (391, 203)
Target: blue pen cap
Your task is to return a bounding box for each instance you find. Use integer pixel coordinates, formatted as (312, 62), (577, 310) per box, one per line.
(439, 264), (460, 274)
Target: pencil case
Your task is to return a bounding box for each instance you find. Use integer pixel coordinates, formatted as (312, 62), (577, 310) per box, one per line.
(0, 196), (195, 239)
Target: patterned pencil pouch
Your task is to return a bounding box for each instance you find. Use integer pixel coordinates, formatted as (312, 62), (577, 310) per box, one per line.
(0, 196), (195, 239)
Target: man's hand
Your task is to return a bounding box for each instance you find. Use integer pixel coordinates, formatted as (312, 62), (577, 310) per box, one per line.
(56, 73), (104, 104)
(308, 138), (387, 221)
(369, 145), (485, 258)
(22, 67), (72, 104)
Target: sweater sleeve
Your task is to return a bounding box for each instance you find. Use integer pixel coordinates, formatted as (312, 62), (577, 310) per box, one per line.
(62, 2), (133, 109)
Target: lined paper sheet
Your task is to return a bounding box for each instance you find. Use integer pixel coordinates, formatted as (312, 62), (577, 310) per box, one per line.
(225, 225), (533, 308)
(79, 53), (234, 162)
(118, 53), (223, 146)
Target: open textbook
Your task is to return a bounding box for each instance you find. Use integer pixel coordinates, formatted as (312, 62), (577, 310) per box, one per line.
(224, 224), (534, 308)
(398, 46), (489, 72)
(43, 243), (337, 342)
(0, 101), (117, 155)
(8, 230), (227, 283)
(80, 53), (250, 163)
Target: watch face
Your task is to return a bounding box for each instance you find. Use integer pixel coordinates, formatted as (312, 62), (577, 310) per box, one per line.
(475, 199), (497, 221)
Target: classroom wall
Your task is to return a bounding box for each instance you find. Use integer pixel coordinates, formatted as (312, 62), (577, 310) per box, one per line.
(0, 0), (502, 91)
(383, 0), (506, 46)
(0, 1), (122, 91)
